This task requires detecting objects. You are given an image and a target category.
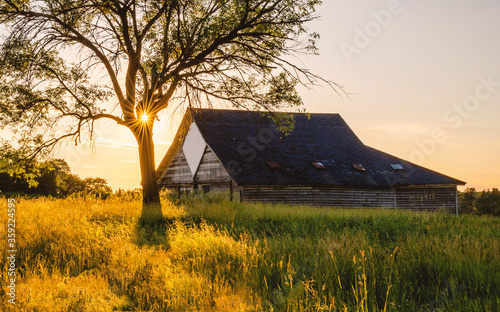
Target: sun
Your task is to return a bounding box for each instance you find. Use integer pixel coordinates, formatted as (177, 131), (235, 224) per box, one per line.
(141, 114), (149, 122)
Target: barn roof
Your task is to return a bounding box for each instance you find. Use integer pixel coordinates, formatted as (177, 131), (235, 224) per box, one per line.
(157, 108), (465, 187)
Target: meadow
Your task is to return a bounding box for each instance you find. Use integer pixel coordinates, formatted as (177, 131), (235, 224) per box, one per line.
(1, 194), (499, 311)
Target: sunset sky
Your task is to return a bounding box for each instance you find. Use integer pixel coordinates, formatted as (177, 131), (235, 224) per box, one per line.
(17, 0), (500, 191)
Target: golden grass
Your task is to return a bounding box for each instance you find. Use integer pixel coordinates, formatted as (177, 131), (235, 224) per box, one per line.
(1, 195), (499, 311)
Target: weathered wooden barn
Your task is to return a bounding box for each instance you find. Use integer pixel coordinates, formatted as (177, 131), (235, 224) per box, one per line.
(156, 109), (466, 213)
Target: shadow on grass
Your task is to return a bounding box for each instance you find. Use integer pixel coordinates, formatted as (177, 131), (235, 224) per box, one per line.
(133, 202), (204, 247)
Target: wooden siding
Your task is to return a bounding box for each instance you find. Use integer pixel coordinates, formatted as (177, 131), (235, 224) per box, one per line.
(159, 145), (232, 190)
(158, 149), (193, 186)
(195, 146), (232, 184)
(241, 187), (397, 208)
(241, 186), (458, 212)
(395, 186), (457, 213)
(156, 112), (193, 180)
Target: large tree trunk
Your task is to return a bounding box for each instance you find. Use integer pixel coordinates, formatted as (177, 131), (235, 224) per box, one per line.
(135, 124), (163, 223)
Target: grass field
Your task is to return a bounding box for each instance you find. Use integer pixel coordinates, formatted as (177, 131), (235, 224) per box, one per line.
(1, 194), (499, 311)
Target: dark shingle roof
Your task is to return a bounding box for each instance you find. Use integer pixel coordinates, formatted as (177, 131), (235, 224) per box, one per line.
(165, 108), (465, 187)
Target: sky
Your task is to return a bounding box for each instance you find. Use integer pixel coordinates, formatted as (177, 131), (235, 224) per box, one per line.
(6, 0), (500, 191)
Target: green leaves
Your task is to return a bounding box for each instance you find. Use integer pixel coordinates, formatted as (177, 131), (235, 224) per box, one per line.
(0, 138), (43, 187)
(265, 73), (303, 110)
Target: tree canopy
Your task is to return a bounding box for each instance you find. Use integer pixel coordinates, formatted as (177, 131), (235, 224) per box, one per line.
(459, 188), (500, 216)
(0, 156), (113, 198)
(0, 0), (334, 219)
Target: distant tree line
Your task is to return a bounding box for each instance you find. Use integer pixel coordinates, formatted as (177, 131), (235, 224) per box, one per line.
(459, 188), (500, 216)
(0, 158), (113, 199)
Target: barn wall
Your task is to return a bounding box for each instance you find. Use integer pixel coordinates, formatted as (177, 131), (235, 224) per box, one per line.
(241, 187), (397, 208)
(195, 146), (232, 184)
(241, 186), (458, 212)
(395, 186), (457, 213)
(158, 149), (193, 186)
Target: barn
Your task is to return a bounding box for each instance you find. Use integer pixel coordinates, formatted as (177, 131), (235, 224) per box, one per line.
(156, 109), (466, 213)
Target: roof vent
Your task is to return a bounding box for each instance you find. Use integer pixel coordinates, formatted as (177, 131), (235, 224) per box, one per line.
(267, 161), (282, 169)
(352, 164), (366, 172)
(390, 164), (405, 171)
(312, 161), (326, 169)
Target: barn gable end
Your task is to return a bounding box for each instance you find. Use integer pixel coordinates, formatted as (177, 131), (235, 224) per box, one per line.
(158, 148), (192, 187)
(196, 146), (232, 184)
(157, 119), (234, 193)
(182, 121), (206, 176)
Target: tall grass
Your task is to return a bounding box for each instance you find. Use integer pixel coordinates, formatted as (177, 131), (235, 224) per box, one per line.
(1, 195), (499, 311)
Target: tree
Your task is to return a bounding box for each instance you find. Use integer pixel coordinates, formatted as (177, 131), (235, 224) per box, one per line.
(477, 188), (500, 216)
(83, 177), (113, 199)
(458, 187), (477, 214)
(0, 0), (333, 221)
(61, 173), (86, 196)
(0, 155), (88, 197)
(34, 158), (71, 196)
(0, 138), (44, 189)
